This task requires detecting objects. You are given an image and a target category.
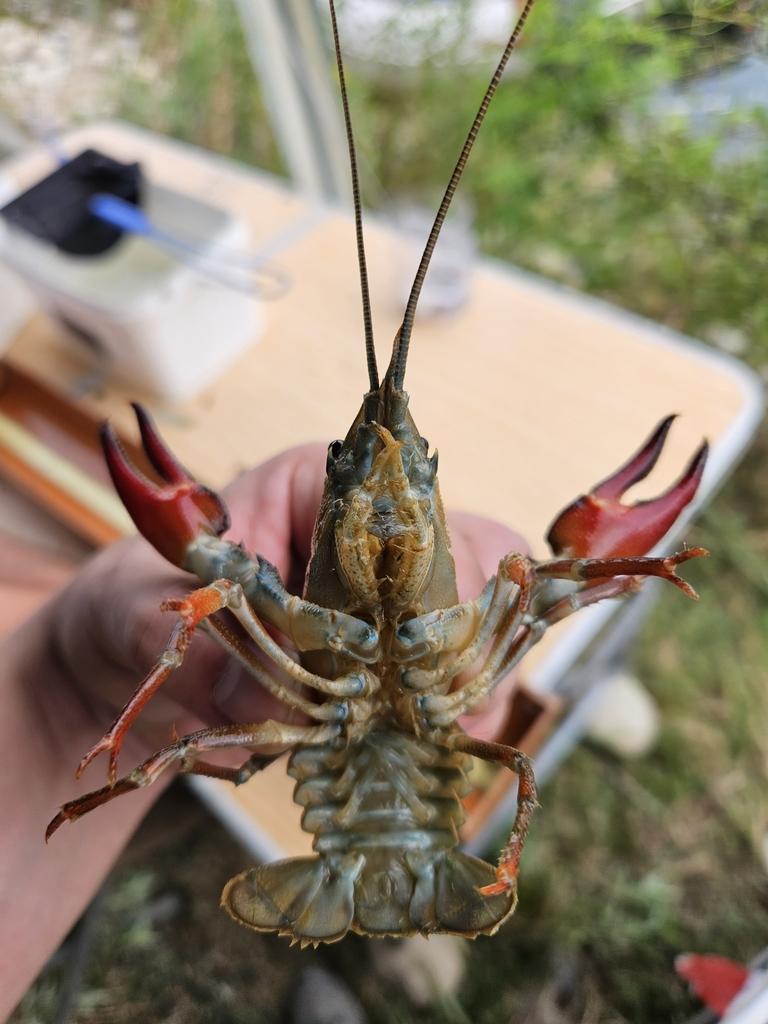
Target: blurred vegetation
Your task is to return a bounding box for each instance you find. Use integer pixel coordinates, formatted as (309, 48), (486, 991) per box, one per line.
(6, 0), (768, 1021)
(114, 0), (282, 170)
(349, 0), (768, 362)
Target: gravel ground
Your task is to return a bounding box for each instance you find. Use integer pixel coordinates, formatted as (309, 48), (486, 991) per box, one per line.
(0, 6), (157, 137)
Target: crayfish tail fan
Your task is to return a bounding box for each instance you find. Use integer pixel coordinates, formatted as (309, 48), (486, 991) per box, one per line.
(221, 854), (362, 945)
(433, 850), (518, 936)
(222, 849), (517, 942)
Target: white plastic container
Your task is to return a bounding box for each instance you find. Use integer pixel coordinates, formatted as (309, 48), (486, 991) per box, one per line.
(0, 179), (262, 401)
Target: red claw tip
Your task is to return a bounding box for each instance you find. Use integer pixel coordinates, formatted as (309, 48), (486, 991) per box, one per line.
(547, 419), (708, 559)
(101, 407), (230, 567)
(592, 414), (676, 501)
(130, 402), (189, 484)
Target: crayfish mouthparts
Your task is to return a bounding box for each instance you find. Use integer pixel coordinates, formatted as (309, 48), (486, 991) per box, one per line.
(333, 425), (436, 612)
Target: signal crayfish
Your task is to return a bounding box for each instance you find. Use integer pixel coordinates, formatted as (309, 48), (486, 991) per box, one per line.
(46, 0), (708, 944)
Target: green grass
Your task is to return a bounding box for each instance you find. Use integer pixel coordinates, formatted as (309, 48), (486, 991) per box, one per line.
(114, 0), (282, 172)
(7, 0), (768, 1021)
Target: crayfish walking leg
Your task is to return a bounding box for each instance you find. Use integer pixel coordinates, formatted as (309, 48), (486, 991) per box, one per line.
(47, 722), (339, 839)
(448, 734), (538, 898)
(74, 577), (362, 786)
(75, 579), (238, 785)
(419, 547), (706, 726)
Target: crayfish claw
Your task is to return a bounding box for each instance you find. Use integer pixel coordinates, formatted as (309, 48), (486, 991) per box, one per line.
(101, 405), (230, 567)
(547, 418), (708, 559)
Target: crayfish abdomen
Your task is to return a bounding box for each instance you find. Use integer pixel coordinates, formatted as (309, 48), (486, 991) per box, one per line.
(222, 727), (516, 944)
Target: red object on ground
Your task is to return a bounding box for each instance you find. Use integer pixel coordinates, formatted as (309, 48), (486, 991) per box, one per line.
(676, 953), (750, 1016)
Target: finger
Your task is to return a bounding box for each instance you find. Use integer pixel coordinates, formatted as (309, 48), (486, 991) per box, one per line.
(447, 510), (529, 602)
(459, 669), (520, 743)
(446, 512), (530, 742)
(55, 567), (297, 765)
(57, 445), (326, 689)
(212, 652), (307, 729)
(222, 444), (326, 579)
(51, 538), (185, 705)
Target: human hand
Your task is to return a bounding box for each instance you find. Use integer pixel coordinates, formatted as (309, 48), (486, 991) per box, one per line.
(0, 444), (529, 1013)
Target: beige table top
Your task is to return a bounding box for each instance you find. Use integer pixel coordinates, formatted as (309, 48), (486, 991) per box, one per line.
(2, 122), (761, 857)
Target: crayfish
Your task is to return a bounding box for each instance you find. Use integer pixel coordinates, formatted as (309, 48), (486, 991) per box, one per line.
(47, 0), (708, 943)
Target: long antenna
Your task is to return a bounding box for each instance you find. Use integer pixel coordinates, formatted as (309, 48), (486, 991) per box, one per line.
(391, 0), (537, 390)
(328, 0), (379, 392)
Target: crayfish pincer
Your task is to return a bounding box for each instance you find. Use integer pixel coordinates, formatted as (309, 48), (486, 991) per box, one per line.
(47, 0), (708, 944)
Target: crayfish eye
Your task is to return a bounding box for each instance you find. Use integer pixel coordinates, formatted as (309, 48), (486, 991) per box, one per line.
(326, 439), (344, 473)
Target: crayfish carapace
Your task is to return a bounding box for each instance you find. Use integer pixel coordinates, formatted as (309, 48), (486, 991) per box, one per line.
(47, 0), (708, 943)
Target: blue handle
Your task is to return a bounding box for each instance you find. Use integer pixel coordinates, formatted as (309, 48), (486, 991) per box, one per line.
(87, 192), (288, 298)
(89, 193), (154, 237)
